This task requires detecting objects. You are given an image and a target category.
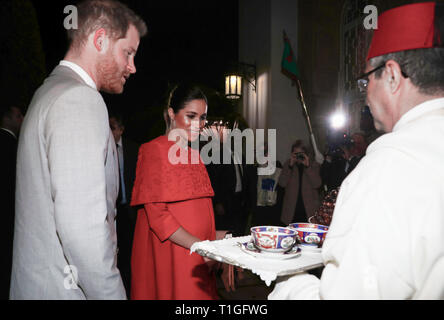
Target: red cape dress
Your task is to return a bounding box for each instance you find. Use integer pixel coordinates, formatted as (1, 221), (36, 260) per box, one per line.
(130, 135), (218, 300)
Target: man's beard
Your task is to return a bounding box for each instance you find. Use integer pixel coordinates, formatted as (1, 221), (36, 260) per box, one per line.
(97, 52), (126, 94)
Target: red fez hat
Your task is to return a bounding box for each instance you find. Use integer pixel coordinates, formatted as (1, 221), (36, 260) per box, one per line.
(367, 2), (444, 61)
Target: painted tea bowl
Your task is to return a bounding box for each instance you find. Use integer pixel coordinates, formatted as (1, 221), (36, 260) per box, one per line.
(250, 226), (297, 253)
(288, 223), (329, 248)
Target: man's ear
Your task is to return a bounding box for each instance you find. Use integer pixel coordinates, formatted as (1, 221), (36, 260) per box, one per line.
(93, 28), (109, 52)
(384, 60), (403, 93)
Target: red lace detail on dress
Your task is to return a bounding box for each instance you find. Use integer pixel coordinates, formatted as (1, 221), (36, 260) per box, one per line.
(131, 135), (214, 205)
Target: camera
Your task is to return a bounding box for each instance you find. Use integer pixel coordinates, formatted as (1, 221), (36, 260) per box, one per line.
(295, 153), (305, 161)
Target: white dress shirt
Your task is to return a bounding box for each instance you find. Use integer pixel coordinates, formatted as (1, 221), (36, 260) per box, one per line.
(59, 60), (97, 90)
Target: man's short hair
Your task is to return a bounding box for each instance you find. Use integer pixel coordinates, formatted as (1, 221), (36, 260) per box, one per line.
(67, 0), (147, 52)
(369, 48), (444, 96)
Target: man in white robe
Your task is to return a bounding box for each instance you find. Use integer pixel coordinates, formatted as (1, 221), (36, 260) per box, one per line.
(269, 2), (444, 299)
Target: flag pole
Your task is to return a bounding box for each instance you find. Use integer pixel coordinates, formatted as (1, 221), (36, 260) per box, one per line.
(296, 79), (324, 164)
(296, 79), (313, 135)
(282, 29), (324, 164)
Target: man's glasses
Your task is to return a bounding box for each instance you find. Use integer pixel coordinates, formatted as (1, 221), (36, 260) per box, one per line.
(357, 62), (409, 93)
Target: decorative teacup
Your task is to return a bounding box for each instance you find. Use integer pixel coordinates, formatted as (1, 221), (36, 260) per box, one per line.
(250, 226), (297, 253)
(288, 223), (329, 248)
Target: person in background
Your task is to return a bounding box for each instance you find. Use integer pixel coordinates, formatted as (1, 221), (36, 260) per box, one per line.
(321, 133), (364, 192)
(130, 83), (235, 300)
(269, 2), (444, 299)
(0, 104), (23, 300)
(279, 140), (322, 226)
(350, 132), (368, 159)
(246, 144), (283, 227)
(206, 140), (249, 236)
(109, 112), (140, 298)
(10, 0), (147, 299)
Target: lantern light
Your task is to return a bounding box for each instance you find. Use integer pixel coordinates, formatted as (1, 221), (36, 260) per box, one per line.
(224, 62), (256, 100)
(225, 75), (242, 99)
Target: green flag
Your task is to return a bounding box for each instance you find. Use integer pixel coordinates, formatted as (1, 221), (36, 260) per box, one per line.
(281, 30), (300, 82)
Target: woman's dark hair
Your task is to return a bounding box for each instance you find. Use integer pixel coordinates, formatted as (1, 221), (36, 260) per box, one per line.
(168, 83), (207, 113)
(164, 83), (207, 131)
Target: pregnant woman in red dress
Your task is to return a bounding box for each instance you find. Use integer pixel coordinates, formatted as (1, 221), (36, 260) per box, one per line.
(130, 84), (231, 299)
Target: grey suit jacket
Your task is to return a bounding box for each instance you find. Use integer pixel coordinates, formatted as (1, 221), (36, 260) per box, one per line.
(10, 65), (126, 299)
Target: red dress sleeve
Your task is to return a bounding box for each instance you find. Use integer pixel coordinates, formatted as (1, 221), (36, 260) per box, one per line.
(144, 203), (181, 242)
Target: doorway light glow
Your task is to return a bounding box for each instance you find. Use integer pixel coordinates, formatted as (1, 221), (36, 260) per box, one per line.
(330, 112), (347, 129)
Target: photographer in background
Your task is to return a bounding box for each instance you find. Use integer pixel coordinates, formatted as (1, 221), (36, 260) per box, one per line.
(278, 140), (322, 226)
(321, 132), (363, 192)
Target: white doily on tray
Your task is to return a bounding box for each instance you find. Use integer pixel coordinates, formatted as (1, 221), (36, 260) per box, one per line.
(190, 236), (323, 286)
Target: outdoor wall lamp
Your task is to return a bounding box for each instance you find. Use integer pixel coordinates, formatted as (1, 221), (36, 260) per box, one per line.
(225, 62), (256, 100)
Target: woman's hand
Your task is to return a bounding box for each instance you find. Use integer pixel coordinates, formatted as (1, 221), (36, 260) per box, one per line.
(301, 153), (310, 167)
(169, 227), (201, 250)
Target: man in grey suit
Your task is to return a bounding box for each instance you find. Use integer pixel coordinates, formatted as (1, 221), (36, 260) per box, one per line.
(10, 0), (147, 299)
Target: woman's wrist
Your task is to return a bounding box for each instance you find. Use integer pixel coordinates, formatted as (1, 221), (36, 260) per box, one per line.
(170, 227), (201, 249)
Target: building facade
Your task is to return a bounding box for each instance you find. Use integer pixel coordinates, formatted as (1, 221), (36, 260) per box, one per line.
(238, 0), (431, 164)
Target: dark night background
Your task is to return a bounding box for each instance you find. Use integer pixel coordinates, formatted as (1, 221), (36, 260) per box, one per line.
(4, 0), (240, 142)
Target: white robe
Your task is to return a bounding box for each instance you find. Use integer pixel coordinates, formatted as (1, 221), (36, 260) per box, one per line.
(269, 98), (444, 300)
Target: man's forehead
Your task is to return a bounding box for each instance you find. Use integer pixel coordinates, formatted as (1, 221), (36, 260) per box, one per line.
(120, 25), (140, 48)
